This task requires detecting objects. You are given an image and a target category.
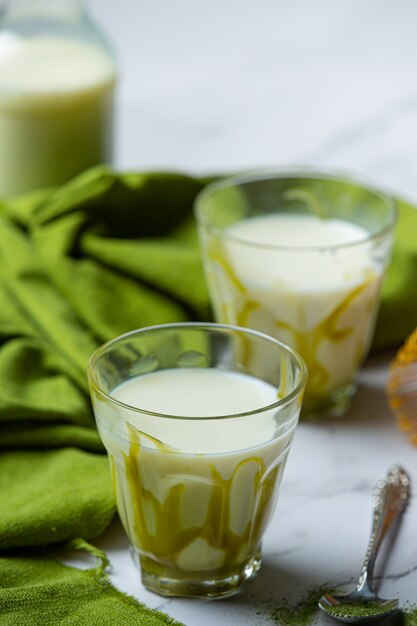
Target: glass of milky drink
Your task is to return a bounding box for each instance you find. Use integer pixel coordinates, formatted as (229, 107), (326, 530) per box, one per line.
(0, 0), (116, 197)
(88, 323), (306, 598)
(195, 171), (396, 419)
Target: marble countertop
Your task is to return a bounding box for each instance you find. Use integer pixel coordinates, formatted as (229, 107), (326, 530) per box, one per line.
(86, 1), (417, 623)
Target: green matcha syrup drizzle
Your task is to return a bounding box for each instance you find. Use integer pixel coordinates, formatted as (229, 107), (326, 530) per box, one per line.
(283, 188), (326, 219)
(274, 277), (371, 398)
(209, 243), (374, 399)
(112, 424), (284, 580)
(236, 300), (260, 368)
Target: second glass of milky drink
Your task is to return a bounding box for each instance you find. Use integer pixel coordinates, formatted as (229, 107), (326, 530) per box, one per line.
(88, 323), (306, 598)
(195, 171), (396, 419)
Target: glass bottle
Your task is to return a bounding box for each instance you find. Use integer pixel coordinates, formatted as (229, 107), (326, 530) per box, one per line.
(0, 0), (117, 197)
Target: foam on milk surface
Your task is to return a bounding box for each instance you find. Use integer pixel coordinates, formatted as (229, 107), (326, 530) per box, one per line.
(229, 213), (367, 247)
(113, 368), (278, 417)
(111, 368), (280, 454)
(227, 214), (373, 292)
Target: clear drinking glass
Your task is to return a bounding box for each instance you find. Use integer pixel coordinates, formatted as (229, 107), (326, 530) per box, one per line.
(195, 170), (396, 419)
(88, 322), (306, 598)
(0, 0), (116, 196)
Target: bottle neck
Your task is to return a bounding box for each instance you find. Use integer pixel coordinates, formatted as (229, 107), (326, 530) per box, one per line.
(0, 0), (85, 24)
(0, 0), (115, 64)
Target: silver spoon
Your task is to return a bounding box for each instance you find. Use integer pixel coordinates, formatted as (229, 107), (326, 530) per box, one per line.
(318, 465), (410, 623)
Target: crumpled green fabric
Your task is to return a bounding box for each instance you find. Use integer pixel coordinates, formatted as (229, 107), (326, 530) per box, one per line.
(0, 167), (208, 624)
(0, 166), (209, 458)
(0, 542), (183, 626)
(0, 450), (115, 551)
(373, 198), (417, 348)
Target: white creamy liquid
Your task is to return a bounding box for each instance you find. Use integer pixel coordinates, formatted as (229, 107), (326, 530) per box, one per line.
(112, 368), (280, 453)
(95, 368), (299, 577)
(228, 214), (371, 292)
(114, 367), (278, 416)
(0, 34), (116, 196)
(204, 214), (382, 399)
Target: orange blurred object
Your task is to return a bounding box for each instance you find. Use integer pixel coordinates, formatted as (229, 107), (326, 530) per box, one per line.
(387, 328), (417, 445)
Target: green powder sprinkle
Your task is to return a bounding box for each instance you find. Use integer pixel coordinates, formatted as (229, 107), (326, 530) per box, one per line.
(268, 587), (329, 626)
(402, 602), (417, 626)
(256, 587), (417, 626)
(324, 600), (392, 619)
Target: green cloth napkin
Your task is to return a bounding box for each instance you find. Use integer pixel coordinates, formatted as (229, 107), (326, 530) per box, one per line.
(0, 450), (114, 551)
(0, 542), (182, 626)
(0, 166), (416, 623)
(0, 167), (210, 624)
(0, 167), (210, 457)
(373, 198), (417, 347)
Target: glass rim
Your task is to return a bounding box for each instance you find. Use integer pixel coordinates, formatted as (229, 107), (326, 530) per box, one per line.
(87, 322), (308, 421)
(194, 167), (397, 253)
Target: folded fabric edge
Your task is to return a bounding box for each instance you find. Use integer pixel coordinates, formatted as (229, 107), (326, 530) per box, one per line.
(0, 538), (185, 626)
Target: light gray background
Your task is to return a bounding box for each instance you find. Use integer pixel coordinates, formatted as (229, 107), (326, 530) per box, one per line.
(91, 0), (417, 200)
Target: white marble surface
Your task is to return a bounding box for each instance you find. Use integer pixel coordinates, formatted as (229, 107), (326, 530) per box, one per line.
(85, 1), (417, 624)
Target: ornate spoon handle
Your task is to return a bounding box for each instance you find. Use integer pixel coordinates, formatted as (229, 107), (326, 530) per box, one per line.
(357, 465), (411, 594)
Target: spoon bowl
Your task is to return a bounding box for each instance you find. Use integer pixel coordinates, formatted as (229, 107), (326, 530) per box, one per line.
(318, 465), (410, 624)
(318, 590), (398, 623)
